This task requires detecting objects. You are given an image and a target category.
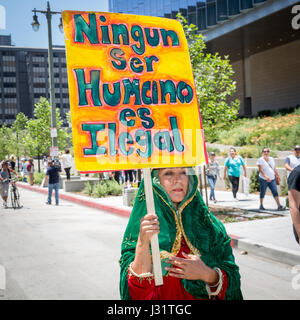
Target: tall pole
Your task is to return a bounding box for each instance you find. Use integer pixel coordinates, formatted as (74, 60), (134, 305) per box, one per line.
(46, 1), (57, 148)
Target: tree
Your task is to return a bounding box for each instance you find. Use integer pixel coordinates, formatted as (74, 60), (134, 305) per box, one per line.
(177, 14), (240, 141)
(12, 112), (28, 170)
(26, 97), (69, 171)
(0, 124), (13, 160)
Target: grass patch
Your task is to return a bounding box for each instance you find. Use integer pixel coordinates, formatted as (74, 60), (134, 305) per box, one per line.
(211, 107), (300, 151)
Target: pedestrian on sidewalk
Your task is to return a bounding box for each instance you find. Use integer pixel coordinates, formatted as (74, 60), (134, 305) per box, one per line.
(223, 147), (247, 200)
(0, 161), (18, 208)
(60, 149), (72, 181)
(27, 158), (34, 186)
(9, 155), (16, 171)
(257, 147), (284, 211)
(120, 167), (243, 300)
(287, 164), (300, 244)
(124, 170), (134, 188)
(206, 152), (221, 203)
(285, 145), (300, 178)
(45, 160), (61, 206)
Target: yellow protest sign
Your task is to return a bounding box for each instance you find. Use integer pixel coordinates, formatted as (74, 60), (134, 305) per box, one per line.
(62, 11), (207, 172)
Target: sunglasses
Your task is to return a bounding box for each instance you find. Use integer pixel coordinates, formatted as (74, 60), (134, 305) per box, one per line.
(263, 150), (270, 153)
(295, 148), (300, 151)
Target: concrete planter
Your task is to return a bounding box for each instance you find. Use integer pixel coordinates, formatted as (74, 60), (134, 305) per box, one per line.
(123, 188), (138, 207)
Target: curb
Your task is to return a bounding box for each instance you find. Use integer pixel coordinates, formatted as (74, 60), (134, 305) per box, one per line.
(17, 182), (300, 265)
(230, 236), (300, 266)
(17, 182), (131, 218)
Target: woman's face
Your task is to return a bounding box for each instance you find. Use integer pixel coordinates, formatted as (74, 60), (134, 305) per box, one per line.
(158, 168), (189, 206)
(262, 149), (270, 157)
(230, 149), (236, 157)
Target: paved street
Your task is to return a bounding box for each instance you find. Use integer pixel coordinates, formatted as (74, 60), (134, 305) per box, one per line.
(0, 188), (299, 300)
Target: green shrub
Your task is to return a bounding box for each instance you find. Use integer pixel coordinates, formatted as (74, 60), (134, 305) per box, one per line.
(106, 180), (122, 196)
(250, 170), (260, 193)
(34, 172), (45, 185)
(92, 182), (108, 198)
(90, 180), (122, 198)
(83, 181), (94, 196)
(238, 146), (260, 158)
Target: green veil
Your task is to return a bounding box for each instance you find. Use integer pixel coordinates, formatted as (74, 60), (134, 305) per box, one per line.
(119, 168), (243, 300)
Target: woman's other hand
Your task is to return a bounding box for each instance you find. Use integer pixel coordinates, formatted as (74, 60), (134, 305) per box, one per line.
(165, 252), (219, 285)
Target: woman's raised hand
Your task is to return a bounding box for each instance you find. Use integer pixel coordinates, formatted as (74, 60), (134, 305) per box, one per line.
(138, 214), (160, 245)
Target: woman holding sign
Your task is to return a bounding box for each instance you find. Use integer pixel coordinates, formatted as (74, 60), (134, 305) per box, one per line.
(119, 167), (242, 300)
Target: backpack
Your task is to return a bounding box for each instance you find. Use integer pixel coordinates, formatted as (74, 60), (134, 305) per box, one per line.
(53, 158), (62, 171)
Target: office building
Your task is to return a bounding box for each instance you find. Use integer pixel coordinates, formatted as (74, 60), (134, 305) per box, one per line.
(109, 0), (300, 116)
(0, 35), (69, 125)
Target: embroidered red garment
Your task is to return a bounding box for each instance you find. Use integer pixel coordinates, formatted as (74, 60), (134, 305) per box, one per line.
(128, 238), (227, 300)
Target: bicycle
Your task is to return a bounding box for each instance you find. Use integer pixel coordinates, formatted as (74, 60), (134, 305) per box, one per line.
(10, 177), (21, 209)
(2, 177), (22, 209)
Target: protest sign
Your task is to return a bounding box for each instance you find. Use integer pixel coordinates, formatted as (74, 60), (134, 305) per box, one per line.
(62, 11), (207, 172)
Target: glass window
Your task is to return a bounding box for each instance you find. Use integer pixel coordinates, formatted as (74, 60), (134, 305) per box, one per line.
(228, 0), (240, 16)
(206, 0), (217, 26)
(240, 0), (253, 10)
(217, 0), (228, 21)
(197, 2), (207, 30)
(187, 4), (196, 25)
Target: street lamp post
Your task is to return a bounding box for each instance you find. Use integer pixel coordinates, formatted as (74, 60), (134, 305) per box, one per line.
(31, 1), (62, 150)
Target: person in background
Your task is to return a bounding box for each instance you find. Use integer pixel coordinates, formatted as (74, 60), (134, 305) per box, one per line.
(206, 152), (221, 203)
(60, 149), (72, 181)
(223, 148), (247, 201)
(42, 156), (49, 174)
(21, 158), (28, 181)
(45, 160), (61, 206)
(113, 170), (121, 184)
(288, 165), (300, 244)
(125, 170), (134, 189)
(9, 155), (16, 171)
(27, 158), (34, 186)
(257, 147), (284, 211)
(0, 161), (18, 208)
(285, 145), (300, 177)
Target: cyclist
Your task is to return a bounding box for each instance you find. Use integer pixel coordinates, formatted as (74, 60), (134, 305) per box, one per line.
(0, 161), (18, 208)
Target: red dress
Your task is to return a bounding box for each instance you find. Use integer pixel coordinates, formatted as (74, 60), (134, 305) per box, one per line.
(128, 239), (228, 300)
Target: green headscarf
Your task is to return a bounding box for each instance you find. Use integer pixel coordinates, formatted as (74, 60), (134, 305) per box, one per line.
(119, 168), (243, 300)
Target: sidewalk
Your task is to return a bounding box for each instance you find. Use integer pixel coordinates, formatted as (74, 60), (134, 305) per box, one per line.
(17, 182), (300, 266)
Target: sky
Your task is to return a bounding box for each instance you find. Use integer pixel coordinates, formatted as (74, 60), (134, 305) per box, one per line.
(0, 0), (109, 48)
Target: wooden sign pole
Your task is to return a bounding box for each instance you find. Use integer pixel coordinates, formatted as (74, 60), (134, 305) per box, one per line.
(142, 168), (163, 286)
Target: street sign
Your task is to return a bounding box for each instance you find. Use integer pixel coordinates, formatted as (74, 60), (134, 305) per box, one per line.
(51, 127), (57, 138)
(50, 146), (59, 157)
